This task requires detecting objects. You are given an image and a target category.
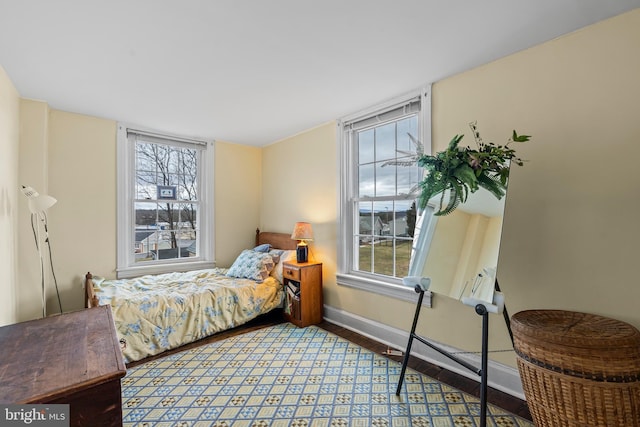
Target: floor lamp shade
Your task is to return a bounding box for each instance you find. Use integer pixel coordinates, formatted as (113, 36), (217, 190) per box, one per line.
(22, 186), (57, 213)
(291, 222), (313, 263)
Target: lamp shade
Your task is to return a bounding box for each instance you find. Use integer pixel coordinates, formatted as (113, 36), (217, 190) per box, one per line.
(21, 186), (57, 214)
(291, 222), (313, 241)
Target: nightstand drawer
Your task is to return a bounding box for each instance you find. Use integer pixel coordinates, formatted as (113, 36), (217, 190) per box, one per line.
(283, 265), (301, 281)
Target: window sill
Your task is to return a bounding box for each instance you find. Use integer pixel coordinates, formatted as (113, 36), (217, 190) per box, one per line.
(117, 260), (216, 279)
(336, 273), (431, 307)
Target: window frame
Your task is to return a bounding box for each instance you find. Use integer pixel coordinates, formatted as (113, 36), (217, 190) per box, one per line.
(116, 123), (215, 278)
(337, 86), (433, 305)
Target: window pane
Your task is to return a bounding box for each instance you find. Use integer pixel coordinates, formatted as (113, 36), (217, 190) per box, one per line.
(394, 239), (412, 277)
(176, 148), (198, 176)
(156, 202), (178, 225)
(179, 182), (198, 201)
(177, 171), (198, 201)
(375, 161), (396, 197)
(358, 129), (374, 164)
(134, 201), (158, 263)
(176, 149), (199, 201)
(397, 164), (420, 196)
(179, 203), (198, 235)
(372, 201), (391, 237)
(176, 203), (197, 259)
(358, 215), (372, 238)
(357, 201), (373, 273)
(136, 170), (156, 199)
(394, 200), (417, 237)
(375, 123), (396, 162)
(135, 145), (156, 172)
(396, 116), (418, 154)
(165, 173), (179, 187)
(358, 164), (375, 198)
(357, 202), (373, 236)
(358, 241), (373, 273)
(166, 147), (181, 174)
(373, 237), (393, 276)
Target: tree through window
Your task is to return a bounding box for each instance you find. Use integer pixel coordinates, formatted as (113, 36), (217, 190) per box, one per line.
(117, 125), (214, 278)
(134, 140), (199, 262)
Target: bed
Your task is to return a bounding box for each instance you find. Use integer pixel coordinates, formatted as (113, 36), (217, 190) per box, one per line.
(84, 229), (297, 363)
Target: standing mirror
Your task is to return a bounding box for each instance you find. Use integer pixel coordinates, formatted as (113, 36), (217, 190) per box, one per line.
(402, 123), (529, 307)
(409, 186), (507, 307)
(397, 126), (529, 427)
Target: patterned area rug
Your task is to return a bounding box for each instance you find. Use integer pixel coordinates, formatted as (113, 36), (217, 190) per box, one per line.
(121, 323), (533, 426)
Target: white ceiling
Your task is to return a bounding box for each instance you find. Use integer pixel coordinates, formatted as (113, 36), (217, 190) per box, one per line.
(1, 1), (638, 146)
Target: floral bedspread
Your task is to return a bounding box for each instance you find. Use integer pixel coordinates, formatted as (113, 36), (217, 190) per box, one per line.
(92, 268), (283, 363)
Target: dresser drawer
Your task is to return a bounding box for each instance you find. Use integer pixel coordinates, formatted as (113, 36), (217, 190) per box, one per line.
(283, 264), (301, 281)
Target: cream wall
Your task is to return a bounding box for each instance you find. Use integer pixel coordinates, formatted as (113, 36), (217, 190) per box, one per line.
(0, 66), (20, 326)
(214, 140), (263, 267)
(47, 110), (117, 312)
(434, 8), (640, 334)
(17, 99), (50, 320)
(260, 124), (338, 301)
(261, 9), (640, 367)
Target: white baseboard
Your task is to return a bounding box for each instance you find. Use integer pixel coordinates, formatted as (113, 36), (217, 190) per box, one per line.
(323, 304), (526, 400)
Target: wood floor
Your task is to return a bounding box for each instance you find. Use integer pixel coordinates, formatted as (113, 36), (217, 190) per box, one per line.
(128, 310), (533, 422)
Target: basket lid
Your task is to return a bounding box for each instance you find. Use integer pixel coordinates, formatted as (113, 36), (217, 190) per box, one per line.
(512, 310), (640, 380)
(512, 309), (640, 350)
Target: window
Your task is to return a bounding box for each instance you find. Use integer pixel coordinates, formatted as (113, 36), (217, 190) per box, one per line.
(117, 125), (214, 278)
(337, 87), (432, 303)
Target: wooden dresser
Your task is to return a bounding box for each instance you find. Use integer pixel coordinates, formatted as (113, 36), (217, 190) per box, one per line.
(0, 306), (127, 426)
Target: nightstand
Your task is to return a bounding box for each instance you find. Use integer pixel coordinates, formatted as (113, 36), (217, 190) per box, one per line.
(282, 260), (323, 327)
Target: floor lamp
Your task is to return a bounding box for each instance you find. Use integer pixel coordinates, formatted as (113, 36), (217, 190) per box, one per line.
(21, 185), (62, 317)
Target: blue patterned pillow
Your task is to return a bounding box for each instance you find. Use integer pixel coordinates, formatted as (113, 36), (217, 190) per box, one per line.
(226, 249), (275, 282)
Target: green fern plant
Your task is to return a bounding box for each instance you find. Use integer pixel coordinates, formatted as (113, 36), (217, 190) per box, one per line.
(417, 122), (531, 216)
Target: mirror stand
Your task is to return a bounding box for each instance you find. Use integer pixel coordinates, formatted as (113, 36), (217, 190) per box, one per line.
(395, 279), (514, 427)
(495, 278), (514, 346)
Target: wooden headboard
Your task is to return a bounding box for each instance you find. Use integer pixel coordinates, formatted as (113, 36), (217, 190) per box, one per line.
(255, 228), (297, 250)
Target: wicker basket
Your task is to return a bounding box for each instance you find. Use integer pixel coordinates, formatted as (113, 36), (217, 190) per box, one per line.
(511, 310), (640, 427)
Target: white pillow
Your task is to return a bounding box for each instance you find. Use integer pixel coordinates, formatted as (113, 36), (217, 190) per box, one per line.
(270, 249), (296, 283)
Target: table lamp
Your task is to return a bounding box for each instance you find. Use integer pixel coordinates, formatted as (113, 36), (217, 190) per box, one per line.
(291, 222), (313, 263)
